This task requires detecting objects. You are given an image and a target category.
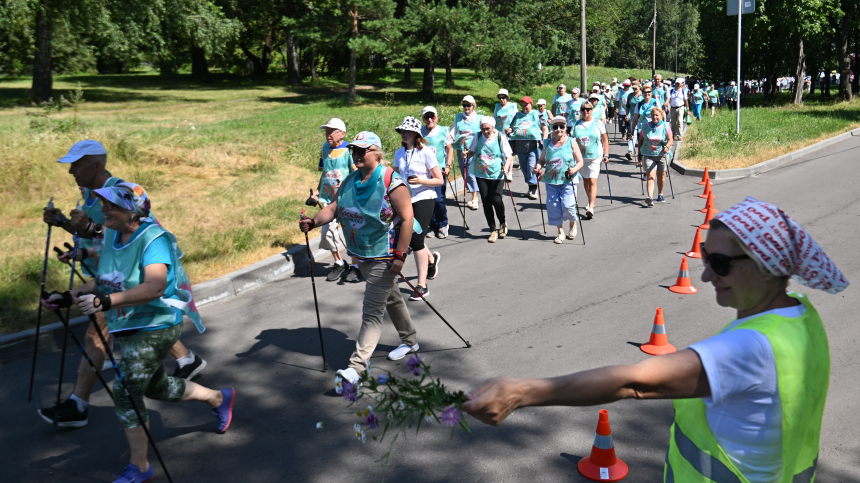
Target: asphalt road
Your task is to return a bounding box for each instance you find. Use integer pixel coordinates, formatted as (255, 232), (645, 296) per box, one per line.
(4, 127), (859, 482)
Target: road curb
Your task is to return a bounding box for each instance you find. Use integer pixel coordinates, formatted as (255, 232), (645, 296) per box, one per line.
(671, 127), (860, 180)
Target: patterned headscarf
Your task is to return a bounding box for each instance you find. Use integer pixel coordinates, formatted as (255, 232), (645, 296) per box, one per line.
(93, 182), (152, 221)
(713, 197), (849, 294)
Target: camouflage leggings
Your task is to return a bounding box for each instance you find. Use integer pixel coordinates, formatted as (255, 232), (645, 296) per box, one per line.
(114, 323), (186, 429)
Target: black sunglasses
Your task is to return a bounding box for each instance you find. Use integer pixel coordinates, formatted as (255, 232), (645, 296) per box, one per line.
(423, 113), (436, 119)
(461, 104), (471, 108)
(348, 146), (368, 157)
(552, 124), (566, 130)
(700, 243), (750, 276)
(580, 107), (593, 112)
(498, 96), (509, 100)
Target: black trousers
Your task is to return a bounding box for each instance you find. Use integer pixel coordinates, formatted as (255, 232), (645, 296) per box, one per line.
(475, 177), (506, 231)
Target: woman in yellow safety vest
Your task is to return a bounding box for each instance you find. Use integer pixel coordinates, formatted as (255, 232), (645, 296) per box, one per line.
(462, 197), (848, 483)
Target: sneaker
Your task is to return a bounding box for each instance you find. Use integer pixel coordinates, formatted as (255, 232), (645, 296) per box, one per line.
(498, 222), (508, 238)
(467, 199), (479, 211)
(657, 194), (666, 203)
(527, 187), (538, 200)
(112, 463), (154, 483)
(625, 152), (633, 160)
(437, 226), (448, 239)
(427, 252), (441, 280)
(388, 343), (419, 361)
(488, 230), (498, 243)
(426, 230), (436, 238)
(173, 354), (208, 381)
(409, 285), (429, 301)
(585, 206), (594, 219)
(38, 399), (88, 428)
(212, 388), (235, 434)
(646, 196), (653, 206)
(326, 262), (347, 282)
(335, 368), (360, 386)
(344, 266), (362, 283)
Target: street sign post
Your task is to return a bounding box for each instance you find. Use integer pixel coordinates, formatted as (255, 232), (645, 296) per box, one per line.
(728, 0), (754, 134)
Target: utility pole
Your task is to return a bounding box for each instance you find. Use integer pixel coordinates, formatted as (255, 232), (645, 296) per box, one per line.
(652, 0), (657, 79)
(736, 0), (741, 133)
(674, 21), (678, 77)
(581, 0), (587, 92)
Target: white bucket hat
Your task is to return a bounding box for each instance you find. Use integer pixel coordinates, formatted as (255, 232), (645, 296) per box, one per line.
(462, 95), (476, 104)
(395, 116), (422, 134)
(498, 88), (509, 98)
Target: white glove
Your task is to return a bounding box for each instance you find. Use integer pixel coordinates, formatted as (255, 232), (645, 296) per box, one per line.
(76, 294), (104, 315)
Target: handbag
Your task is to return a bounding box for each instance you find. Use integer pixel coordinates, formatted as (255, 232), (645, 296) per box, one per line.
(685, 108), (693, 125)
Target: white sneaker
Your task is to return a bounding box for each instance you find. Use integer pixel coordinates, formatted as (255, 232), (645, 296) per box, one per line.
(387, 343), (419, 361)
(585, 206), (594, 219)
(426, 230), (435, 238)
(646, 196), (654, 207)
(438, 226), (448, 239)
(336, 368), (360, 385)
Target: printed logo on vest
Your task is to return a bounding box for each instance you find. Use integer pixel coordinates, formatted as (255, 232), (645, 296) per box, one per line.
(339, 207), (366, 229)
(97, 270), (126, 292)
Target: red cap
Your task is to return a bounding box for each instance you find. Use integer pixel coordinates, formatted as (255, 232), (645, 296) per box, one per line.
(519, 96), (534, 104)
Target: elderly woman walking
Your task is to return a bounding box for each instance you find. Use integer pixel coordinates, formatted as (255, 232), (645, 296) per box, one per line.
(638, 107), (673, 206)
(571, 101), (609, 219)
(507, 95), (543, 199)
(452, 95), (481, 211)
(468, 116), (514, 242)
(534, 116), (584, 244)
(464, 196), (847, 483)
(44, 182), (233, 483)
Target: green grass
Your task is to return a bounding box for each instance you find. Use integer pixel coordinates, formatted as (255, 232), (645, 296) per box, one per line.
(680, 93), (860, 169)
(0, 64), (683, 334)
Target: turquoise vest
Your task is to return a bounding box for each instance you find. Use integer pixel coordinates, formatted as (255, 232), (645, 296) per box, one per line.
(494, 103), (517, 131)
(641, 121), (670, 156)
(337, 167), (418, 260)
(97, 223), (204, 333)
(541, 137), (582, 185)
(509, 110), (541, 140)
(318, 142), (353, 204)
(81, 176), (122, 274)
(470, 134), (505, 180)
(638, 98), (659, 125)
(567, 98), (584, 123)
(554, 94), (572, 116)
(572, 120), (603, 159)
(454, 112), (481, 151)
(421, 126), (450, 166)
(592, 98), (605, 120)
(653, 87), (668, 105)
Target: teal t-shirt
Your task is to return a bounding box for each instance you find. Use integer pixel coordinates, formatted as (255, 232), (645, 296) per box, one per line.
(567, 98), (585, 124)
(693, 91), (704, 105)
(494, 103), (518, 131)
(553, 94), (572, 116)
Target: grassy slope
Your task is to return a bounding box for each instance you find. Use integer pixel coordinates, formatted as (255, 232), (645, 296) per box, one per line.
(680, 93), (860, 169)
(0, 64), (681, 333)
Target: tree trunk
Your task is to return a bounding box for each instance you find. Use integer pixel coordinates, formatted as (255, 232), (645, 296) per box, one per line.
(853, 52), (860, 95)
(404, 63), (411, 83)
(764, 57), (777, 98)
(191, 46), (211, 83)
(348, 7), (358, 102)
(792, 36), (805, 105)
(31, 0), (53, 103)
(241, 40), (273, 80)
(422, 59), (435, 97)
(837, 7), (853, 101)
(116, 56), (129, 74)
(286, 32), (302, 86)
(445, 48), (453, 87)
(310, 47), (318, 82)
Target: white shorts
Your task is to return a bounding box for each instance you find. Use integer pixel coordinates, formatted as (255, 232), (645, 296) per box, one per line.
(581, 157), (602, 179)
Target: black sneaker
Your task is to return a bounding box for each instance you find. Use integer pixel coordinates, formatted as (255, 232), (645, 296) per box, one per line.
(427, 252), (441, 280)
(344, 266), (362, 283)
(173, 354), (207, 381)
(409, 285), (429, 301)
(38, 399), (88, 428)
(326, 263), (347, 282)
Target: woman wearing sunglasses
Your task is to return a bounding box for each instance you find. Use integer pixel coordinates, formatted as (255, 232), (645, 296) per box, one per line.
(551, 84), (571, 119)
(506, 96), (543, 200)
(468, 116), (514, 242)
(493, 88), (517, 144)
(452, 95), (481, 211)
(571, 101), (609, 219)
(300, 131), (421, 384)
(534, 116), (584, 243)
(637, 107), (673, 206)
(463, 197), (846, 483)
(393, 116), (444, 300)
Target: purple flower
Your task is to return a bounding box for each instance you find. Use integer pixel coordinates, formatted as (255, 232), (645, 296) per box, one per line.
(342, 381), (358, 402)
(365, 411), (378, 429)
(441, 406), (461, 427)
(377, 374), (389, 385)
(405, 355), (423, 376)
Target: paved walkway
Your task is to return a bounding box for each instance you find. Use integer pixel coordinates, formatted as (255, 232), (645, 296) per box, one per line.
(4, 127), (859, 482)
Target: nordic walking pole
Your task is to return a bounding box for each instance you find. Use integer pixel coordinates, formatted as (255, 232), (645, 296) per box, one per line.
(44, 307), (113, 399)
(536, 174), (546, 234)
(504, 179), (526, 240)
(567, 173), (586, 245)
(665, 150), (675, 199)
(638, 154), (645, 195)
(28, 197), (55, 403)
(445, 173), (468, 232)
(55, 247), (86, 284)
(603, 161), (613, 204)
(300, 209), (328, 372)
(55, 199), (81, 405)
(399, 274), (471, 348)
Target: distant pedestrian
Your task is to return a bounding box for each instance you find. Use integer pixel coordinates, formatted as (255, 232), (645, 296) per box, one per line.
(726, 81), (738, 110)
(708, 84), (719, 116)
(552, 84), (572, 119)
(638, 107), (673, 206)
(692, 84), (704, 121)
(494, 89), (517, 150)
(565, 88), (585, 133)
(507, 96), (543, 200)
(452, 96), (481, 211)
(535, 116), (584, 243)
(421, 106), (454, 240)
(535, 99), (551, 140)
(668, 78), (690, 141)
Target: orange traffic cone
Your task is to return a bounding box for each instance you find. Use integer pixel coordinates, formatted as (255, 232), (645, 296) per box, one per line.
(699, 190), (718, 213)
(698, 178), (712, 198)
(641, 308), (676, 355)
(698, 167), (710, 185)
(578, 409), (629, 482)
(686, 228), (703, 259)
(669, 257), (697, 294)
(699, 203), (717, 229)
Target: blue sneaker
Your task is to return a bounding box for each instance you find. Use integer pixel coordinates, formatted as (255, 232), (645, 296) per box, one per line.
(212, 388), (235, 433)
(112, 463), (154, 483)
(657, 194), (666, 203)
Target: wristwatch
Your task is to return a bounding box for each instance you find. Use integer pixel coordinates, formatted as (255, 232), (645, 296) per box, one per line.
(392, 251), (407, 262)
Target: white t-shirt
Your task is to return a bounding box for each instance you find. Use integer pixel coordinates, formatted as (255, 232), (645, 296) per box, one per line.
(468, 130), (513, 158)
(393, 146), (439, 202)
(689, 303), (806, 483)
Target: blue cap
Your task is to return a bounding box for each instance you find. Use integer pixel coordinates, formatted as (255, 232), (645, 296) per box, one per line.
(58, 140), (108, 164)
(348, 131), (382, 149)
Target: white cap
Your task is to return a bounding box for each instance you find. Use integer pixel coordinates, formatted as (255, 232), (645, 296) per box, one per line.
(320, 118), (346, 132)
(612, 77), (618, 82)
(558, 84), (566, 89)
(480, 115), (496, 127)
(601, 83), (607, 87)
(550, 115), (567, 125)
(694, 84), (700, 90)
(58, 140), (108, 163)
(730, 81), (736, 85)
(676, 78), (685, 84)
(592, 86), (600, 92)
(498, 88), (509, 97)
(462, 95), (476, 104)
(572, 87), (581, 93)
(422, 106), (437, 116)
(537, 98), (547, 106)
